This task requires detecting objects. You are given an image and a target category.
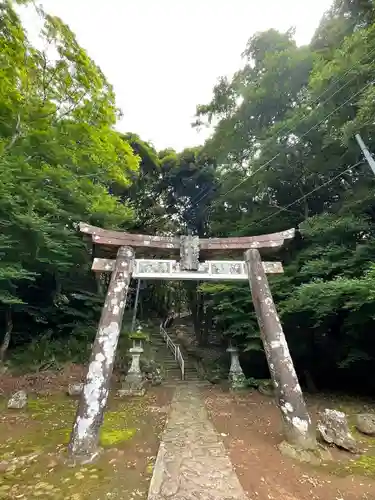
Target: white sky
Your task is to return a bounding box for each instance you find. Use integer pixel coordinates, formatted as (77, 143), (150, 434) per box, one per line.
(20, 0), (333, 152)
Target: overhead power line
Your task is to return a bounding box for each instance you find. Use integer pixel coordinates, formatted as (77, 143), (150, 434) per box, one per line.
(190, 45), (375, 210)
(199, 79), (373, 215)
(253, 159), (365, 226)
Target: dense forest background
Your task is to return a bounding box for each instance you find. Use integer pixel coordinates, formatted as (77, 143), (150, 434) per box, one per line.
(1, 0), (375, 393)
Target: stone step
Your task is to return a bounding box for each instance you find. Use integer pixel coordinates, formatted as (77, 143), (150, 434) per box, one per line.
(155, 359), (197, 369)
(151, 348), (177, 355)
(149, 333), (200, 382)
(153, 361), (178, 366)
(162, 380), (210, 388)
(168, 369), (198, 376)
(155, 353), (185, 360)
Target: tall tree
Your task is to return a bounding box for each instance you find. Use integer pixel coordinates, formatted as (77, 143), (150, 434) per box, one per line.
(192, 3), (375, 391)
(0, 1), (139, 361)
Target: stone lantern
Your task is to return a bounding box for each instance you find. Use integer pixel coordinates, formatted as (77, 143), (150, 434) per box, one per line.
(118, 326), (147, 397)
(226, 345), (246, 390)
(132, 325), (144, 349)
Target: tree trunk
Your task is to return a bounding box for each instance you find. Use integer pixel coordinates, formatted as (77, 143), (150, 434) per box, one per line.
(186, 283), (200, 338)
(204, 302), (213, 345)
(304, 369), (318, 393)
(244, 248), (316, 450)
(177, 282), (182, 317)
(298, 186), (309, 220)
(0, 307), (13, 363)
(68, 246), (134, 462)
(198, 293), (208, 346)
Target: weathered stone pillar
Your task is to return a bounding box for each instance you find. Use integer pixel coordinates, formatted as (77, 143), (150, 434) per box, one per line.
(244, 248), (316, 450)
(227, 346), (246, 390)
(68, 246), (134, 462)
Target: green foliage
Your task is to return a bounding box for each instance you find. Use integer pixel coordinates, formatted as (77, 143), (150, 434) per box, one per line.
(158, 147), (218, 235)
(8, 330), (94, 372)
(194, 2), (375, 392)
(2, 0), (375, 399)
(0, 1), (139, 359)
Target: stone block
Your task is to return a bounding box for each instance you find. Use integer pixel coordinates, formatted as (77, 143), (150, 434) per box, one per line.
(8, 390), (27, 409)
(68, 383), (83, 396)
(355, 414), (375, 436)
(317, 408), (358, 453)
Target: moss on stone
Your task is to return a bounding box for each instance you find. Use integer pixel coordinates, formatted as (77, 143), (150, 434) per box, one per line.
(130, 331), (150, 341)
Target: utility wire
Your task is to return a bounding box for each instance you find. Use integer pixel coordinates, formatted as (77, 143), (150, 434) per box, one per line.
(187, 184), (212, 209)
(200, 79), (373, 215)
(253, 159), (365, 226)
(191, 46), (375, 210)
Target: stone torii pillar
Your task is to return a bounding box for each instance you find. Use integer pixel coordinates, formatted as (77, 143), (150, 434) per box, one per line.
(68, 246), (134, 462)
(245, 248), (316, 450)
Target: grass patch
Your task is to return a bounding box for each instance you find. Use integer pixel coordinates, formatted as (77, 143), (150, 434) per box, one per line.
(0, 396), (141, 460)
(100, 428), (136, 446)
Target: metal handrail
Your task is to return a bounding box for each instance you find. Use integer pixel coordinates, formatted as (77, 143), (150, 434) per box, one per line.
(159, 324), (185, 380)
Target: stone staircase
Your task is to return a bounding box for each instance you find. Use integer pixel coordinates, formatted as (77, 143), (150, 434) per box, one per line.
(149, 332), (181, 381)
(149, 327), (200, 383)
(165, 329), (201, 382)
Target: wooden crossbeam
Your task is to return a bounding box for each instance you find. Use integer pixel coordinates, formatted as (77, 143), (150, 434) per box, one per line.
(91, 258), (283, 280)
(80, 223), (295, 252)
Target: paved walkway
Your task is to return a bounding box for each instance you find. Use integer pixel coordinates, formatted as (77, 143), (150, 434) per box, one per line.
(147, 384), (248, 500)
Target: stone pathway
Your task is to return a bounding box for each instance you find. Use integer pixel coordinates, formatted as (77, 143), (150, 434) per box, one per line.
(147, 384), (249, 500)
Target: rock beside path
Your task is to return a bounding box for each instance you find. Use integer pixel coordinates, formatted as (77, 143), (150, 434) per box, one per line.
(355, 413), (375, 436)
(278, 441), (332, 465)
(7, 390), (27, 409)
(67, 383), (83, 396)
(258, 380), (275, 397)
(317, 408), (358, 453)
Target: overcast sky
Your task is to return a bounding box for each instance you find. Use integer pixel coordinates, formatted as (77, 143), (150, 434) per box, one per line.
(20, 0), (333, 152)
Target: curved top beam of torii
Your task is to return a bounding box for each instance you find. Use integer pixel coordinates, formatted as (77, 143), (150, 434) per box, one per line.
(79, 222), (295, 252)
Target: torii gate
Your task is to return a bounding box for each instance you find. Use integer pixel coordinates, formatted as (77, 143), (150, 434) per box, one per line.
(68, 223), (316, 462)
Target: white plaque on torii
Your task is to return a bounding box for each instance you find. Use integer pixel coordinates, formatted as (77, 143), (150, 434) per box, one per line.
(92, 258), (283, 280)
